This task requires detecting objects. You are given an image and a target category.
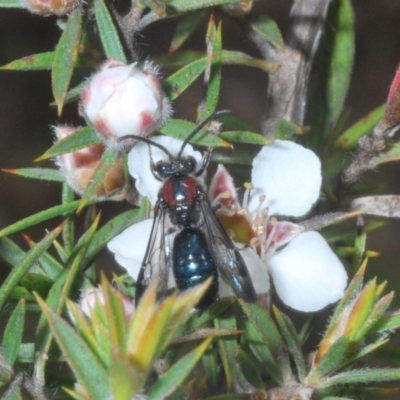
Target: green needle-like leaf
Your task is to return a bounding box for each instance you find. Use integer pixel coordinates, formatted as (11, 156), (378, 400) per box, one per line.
(35, 126), (101, 161)
(2, 168), (64, 182)
(168, 0), (245, 12)
(0, 0), (21, 7)
(0, 200), (95, 239)
(2, 299), (25, 366)
(161, 118), (231, 147)
(163, 57), (208, 100)
(94, 0), (126, 61)
(52, 7), (82, 115)
(214, 316), (237, 391)
(36, 295), (111, 400)
(0, 222), (64, 311)
(273, 306), (307, 382)
(326, 0), (354, 129)
(147, 337), (212, 400)
(220, 131), (270, 145)
(0, 52), (53, 70)
(169, 11), (206, 54)
(321, 368), (400, 389)
(251, 15), (284, 51)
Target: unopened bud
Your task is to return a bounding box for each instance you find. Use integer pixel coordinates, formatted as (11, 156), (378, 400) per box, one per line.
(54, 125), (129, 199)
(80, 59), (172, 147)
(23, 0), (80, 16)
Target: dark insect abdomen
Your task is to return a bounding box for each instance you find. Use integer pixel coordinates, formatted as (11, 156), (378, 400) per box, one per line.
(172, 227), (218, 307)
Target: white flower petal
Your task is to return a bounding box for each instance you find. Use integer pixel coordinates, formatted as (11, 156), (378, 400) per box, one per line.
(240, 247), (270, 295)
(268, 231), (347, 312)
(128, 136), (203, 204)
(107, 219), (153, 278)
(249, 140), (322, 217)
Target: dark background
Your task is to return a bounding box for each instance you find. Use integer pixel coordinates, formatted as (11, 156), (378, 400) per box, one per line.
(1, 0), (400, 375)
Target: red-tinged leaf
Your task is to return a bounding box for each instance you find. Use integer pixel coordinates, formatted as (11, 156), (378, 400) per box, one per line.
(36, 295), (111, 400)
(52, 7), (82, 115)
(147, 337), (213, 400)
(0, 52), (53, 70)
(0, 221), (65, 311)
(2, 299), (25, 366)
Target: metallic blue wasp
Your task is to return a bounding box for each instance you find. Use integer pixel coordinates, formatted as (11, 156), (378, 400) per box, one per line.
(120, 111), (257, 308)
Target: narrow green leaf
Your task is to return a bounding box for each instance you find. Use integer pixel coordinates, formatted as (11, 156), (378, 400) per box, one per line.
(0, 238), (26, 268)
(321, 368), (400, 388)
(163, 57), (208, 100)
(0, 52), (53, 70)
(251, 15), (284, 51)
(109, 349), (137, 400)
(204, 396), (250, 400)
(220, 131), (270, 145)
(82, 200), (151, 269)
(237, 349), (264, 391)
(36, 126), (101, 161)
(370, 311), (400, 333)
(0, 222), (64, 311)
(16, 343), (34, 364)
(198, 18), (222, 121)
(309, 337), (350, 382)
(322, 397), (354, 400)
(94, 0), (126, 61)
(144, 0), (165, 17)
(274, 119), (306, 140)
(242, 320), (282, 385)
(168, 0), (244, 12)
(222, 50), (278, 73)
(2, 299), (25, 366)
(0, 200), (95, 239)
(0, 0), (22, 7)
(2, 168), (63, 182)
(78, 147), (119, 211)
(273, 306), (307, 382)
(160, 118), (231, 147)
(327, 261), (367, 330)
(326, 0), (354, 128)
(36, 295), (111, 400)
(62, 183), (75, 255)
(334, 105), (385, 150)
(147, 338), (212, 400)
(169, 11), (206, 54)
(214, 316), (237, 391)
(52, 7), (82, 115)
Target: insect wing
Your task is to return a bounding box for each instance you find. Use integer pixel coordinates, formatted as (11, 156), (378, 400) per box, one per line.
(135, 202), (173, 305)
(199, 195), (257, 303)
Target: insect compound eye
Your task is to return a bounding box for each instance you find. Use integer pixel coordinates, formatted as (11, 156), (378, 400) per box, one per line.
(155, 161), (169, 179)
(184, 156), (197, 173)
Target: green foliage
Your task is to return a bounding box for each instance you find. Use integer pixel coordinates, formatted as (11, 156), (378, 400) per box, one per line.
(1, 0), (400, 398)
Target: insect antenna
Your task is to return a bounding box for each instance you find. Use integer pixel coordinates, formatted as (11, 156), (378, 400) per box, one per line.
(178, 109), (232, 157)
(117, 134), (173, 158)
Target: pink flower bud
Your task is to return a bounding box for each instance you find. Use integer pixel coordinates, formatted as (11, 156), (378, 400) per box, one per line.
(54, 125), (129, 199)
(80, 59), (172, 146)
(23, 0), (80, 16)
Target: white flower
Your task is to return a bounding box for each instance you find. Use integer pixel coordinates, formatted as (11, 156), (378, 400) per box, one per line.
(80, 59), (171, 146)
(108, 137), (347, 312)
(209, 140), (347, 312)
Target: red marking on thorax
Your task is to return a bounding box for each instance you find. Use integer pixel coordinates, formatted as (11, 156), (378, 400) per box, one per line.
(162, 176), (198, 206)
